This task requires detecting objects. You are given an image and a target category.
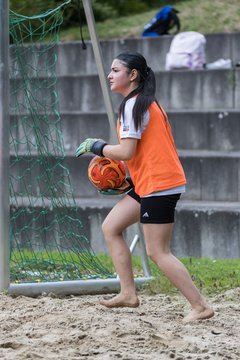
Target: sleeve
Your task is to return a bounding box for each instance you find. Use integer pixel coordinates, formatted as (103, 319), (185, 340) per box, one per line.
(119, 97), (150, 139)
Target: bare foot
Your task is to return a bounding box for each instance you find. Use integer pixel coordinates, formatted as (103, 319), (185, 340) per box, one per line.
(183, 306), (214, 323)
(99, 294), (140, 308)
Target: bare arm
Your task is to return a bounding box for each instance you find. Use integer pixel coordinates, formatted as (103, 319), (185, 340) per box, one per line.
(102, 138), (137, 161)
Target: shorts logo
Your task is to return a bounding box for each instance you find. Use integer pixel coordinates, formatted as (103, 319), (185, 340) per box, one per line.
(142, 212), (149, 218)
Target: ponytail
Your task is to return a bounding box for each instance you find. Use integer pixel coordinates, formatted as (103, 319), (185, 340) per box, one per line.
(116, 52), (158, 130)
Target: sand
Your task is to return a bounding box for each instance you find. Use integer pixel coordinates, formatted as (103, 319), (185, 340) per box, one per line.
(0, 288), (239, 360)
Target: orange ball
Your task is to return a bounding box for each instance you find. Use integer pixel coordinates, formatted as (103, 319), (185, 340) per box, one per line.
(88, 156), (126, 190)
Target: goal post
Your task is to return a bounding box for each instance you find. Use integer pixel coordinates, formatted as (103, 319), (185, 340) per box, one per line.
(82, 0), (117, 145)
(0, 0), (10, 292)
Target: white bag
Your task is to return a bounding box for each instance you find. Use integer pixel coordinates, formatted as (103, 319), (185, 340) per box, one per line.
(165, 31), (206, 70)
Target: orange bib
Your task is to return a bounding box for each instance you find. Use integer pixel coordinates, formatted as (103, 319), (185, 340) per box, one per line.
(117, 102), (186, 197)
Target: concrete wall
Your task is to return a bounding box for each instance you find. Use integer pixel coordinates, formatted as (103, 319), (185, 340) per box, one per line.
(10, 197), (240, 259)
(56, 32), (240, 75)
(10, 33), (240, 258)
(44, 69), (239, 112)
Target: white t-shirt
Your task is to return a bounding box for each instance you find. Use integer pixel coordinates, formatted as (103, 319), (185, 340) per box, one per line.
(119, 97), (149, 139)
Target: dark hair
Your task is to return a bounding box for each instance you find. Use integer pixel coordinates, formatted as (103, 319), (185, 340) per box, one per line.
(116, 52), (157, 130)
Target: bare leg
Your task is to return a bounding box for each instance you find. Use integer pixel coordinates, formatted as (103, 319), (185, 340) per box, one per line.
(100, 195), (140, 308)
(143, 223), (214, 322)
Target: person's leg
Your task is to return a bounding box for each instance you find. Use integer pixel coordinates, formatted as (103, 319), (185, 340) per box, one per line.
(143, 222), (214, 322)
(100, 194), (141, 308)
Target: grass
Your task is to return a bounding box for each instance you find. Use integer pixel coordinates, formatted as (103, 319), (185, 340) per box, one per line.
(78, 253), (240, 296)
(59, 0), (240, 42)
(145, 257), (240, 296)
(97, 254), (240, 296)
(10, 250), (240, 295)
(10, 249), (114, 283)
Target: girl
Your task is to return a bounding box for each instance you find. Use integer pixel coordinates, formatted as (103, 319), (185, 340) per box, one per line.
(76, 52), (214, 322)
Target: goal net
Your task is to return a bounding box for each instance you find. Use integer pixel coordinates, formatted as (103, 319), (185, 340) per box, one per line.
(9, 1), (113, 285)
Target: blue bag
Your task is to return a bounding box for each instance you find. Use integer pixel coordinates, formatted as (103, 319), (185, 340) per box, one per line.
(142, 6), (180, 37)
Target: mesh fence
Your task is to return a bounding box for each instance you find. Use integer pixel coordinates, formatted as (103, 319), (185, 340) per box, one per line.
(9, 1), (113, 283)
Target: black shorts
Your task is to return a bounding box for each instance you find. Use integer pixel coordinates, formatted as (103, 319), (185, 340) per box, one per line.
(127, 188), (181, 224)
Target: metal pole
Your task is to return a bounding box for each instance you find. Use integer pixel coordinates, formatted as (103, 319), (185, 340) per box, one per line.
(130, 232), (152, 278)
(82, 0), (117, 144)
(8, 277), (153, 297)
(137, 229), (152, 278)
(0, 0), (10, 291)
(82, 0), (152, 282)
